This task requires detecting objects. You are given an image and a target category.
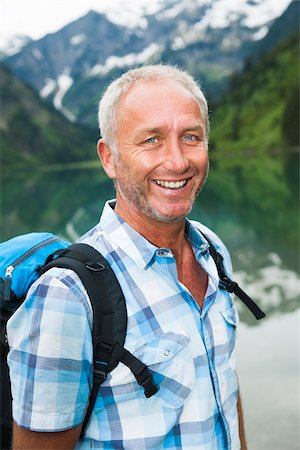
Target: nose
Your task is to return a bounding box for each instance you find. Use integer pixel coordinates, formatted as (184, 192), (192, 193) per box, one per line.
(164, 138), (190, 173)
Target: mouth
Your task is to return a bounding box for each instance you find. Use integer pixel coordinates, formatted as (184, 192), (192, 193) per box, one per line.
(154, 179), (189, 189)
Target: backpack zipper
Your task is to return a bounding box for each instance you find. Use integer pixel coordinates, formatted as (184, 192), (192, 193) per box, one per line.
(4, 236), (62, 301)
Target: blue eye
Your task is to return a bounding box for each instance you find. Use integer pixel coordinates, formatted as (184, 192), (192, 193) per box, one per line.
(182, 135), (197, 141)
(146, 137), (158, 144)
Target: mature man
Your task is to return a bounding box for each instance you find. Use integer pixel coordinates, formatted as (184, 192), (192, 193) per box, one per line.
(7, 65), (246, 449)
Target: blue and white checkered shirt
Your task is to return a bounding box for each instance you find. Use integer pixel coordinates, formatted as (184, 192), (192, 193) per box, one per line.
(7, 200), (240, 449)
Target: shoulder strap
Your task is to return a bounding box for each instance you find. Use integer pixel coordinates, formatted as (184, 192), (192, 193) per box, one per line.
(202, 233), (266, 320)
(41, 243), (157, 437)
(43, 243), (128, 354)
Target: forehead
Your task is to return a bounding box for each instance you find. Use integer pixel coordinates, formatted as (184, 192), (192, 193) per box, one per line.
(117, 79), (203, 127)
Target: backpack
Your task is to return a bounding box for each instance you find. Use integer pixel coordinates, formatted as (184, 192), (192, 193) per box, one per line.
(0, 231), (265, 449)
(0, 232), (158, 448)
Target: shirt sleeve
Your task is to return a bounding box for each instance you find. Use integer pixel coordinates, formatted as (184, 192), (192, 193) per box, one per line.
(7, 268), (93, 432)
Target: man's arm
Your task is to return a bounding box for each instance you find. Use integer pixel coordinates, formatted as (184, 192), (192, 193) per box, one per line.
(7, 272), (93, 448)
(12, 423), (82, 450)
(237, 394), (247, 450)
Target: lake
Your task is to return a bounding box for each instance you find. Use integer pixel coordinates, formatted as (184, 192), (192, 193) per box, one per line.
(2, 165), (299, 449)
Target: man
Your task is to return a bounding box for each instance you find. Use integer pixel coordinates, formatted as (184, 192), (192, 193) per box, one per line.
(7, 65), (246, 449)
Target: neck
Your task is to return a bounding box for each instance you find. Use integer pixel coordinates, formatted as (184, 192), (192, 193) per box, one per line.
(114, 198), (187, 255)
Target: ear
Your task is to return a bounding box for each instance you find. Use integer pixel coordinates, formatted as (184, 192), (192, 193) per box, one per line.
(97, 139), (117, 179)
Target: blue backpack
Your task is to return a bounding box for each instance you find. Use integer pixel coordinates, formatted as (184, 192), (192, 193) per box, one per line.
(0, 231), (265, 449)
(0, 232), (158, 449)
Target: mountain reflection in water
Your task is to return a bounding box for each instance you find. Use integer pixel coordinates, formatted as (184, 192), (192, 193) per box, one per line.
(2, 167), (299, 449)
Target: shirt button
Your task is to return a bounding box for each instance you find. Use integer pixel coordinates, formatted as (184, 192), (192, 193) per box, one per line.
(157, 250), (167, 256)
(164, 350), (170, 356)
(200, 244), (207, 249)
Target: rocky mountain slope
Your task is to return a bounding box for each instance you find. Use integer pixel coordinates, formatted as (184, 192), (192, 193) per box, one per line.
(3, 0), (295, 128)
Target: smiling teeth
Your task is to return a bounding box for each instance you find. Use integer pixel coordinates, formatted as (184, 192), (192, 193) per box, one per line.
(156, 180), (187, 189)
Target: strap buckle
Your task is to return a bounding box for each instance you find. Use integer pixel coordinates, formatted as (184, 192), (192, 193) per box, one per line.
(93, 364), (108, 384)
(93, 338), (115, 375)
(137, 368), (158, 398)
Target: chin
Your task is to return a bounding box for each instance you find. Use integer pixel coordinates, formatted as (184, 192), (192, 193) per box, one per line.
(146, 204), (192, 224)
(157, 215), (187, 224)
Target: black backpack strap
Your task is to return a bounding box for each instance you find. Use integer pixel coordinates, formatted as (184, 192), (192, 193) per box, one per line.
(111, 344), (158, 398)
(41, 243), (157, 438)
(202, 234), (266, 320)
(42, 243), (129, 363)
(42, 244), (128, 436)
(80, 354), (107, 438)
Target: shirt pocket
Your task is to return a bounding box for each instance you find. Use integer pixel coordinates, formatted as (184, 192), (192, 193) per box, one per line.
(220, 305), (239, 361)
(137, 329), (196, 409)
(102, 329), (195, 410)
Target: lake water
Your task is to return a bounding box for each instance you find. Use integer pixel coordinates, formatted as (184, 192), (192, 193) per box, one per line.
(2, 166), (299, 449)
(237, 311), (299, 450)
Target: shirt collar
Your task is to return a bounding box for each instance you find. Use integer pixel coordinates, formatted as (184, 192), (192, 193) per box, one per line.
(184, 219), (210, 255)
(99, 200), (211, 270)
(99, 200), (158, 269)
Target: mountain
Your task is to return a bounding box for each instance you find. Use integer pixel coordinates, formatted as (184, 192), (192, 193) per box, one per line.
(244, 0), (300, 61)
(3, 0), (294, 128)
(1, 11), (299, 254)
(0, 64), (97, 172)
(0, 34), (32, 60)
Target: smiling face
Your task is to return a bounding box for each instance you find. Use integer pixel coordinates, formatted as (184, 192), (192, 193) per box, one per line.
(99, 79), (209, 226)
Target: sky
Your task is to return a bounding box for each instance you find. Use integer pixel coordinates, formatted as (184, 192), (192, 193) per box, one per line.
(0, 0), (292, 45)
(0, 0), (162, 41)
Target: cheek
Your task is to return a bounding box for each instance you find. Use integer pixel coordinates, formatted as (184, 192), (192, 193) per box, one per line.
(116, 156), (147, 185)
(128, 154), (160, 177)
(203, 154), (209, 170)
(192, 149), (209, 169)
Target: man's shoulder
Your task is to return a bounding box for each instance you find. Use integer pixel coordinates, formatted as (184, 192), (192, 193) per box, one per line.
(190, 220), (226, 251)
(189, 220), (233, 273)
(78, 223), (108, 252)
(33, 224), (107, 297)
(23, 225), (107, 319)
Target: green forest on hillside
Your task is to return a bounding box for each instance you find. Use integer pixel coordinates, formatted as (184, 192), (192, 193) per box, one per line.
(207, 31), (299, 246)
(1, 65), (98, 171)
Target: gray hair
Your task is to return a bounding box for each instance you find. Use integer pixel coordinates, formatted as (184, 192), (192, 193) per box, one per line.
(98, 64), (209, 151)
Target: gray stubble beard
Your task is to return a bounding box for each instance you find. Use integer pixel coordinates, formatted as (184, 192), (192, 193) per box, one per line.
(114, 161), (209, 224)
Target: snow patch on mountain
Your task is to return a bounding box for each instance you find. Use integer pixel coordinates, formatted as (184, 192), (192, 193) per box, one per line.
(90, 43), (163, 76)
(32, 48), (43, 60)
(252, 26), (269, 41)
(206, 0), (291, 29)
(40, 78), (56, 98)
(158, 1), (189, 20)
(0, 34), (31, 57)
(243, 0), (291, 27)
(171, 18), (211, 50)
(70, 34), (86, 46)
(53, 71), (76, 121)
(93, 1), (162, 29)
(170, 0), (292, 50)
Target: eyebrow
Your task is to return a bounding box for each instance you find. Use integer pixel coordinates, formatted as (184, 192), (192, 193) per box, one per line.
(141, 127), (161, 134)
(182, 124), (204, 133)
(136, 123), (205, 136)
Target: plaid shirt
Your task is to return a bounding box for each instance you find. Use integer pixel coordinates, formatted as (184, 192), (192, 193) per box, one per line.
(7, 200), (240, 449)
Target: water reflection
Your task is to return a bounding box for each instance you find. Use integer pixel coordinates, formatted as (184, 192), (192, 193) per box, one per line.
(2, 166), (299, 449)
(237, 311), (299, 450)
(2, 166), (300, 327)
